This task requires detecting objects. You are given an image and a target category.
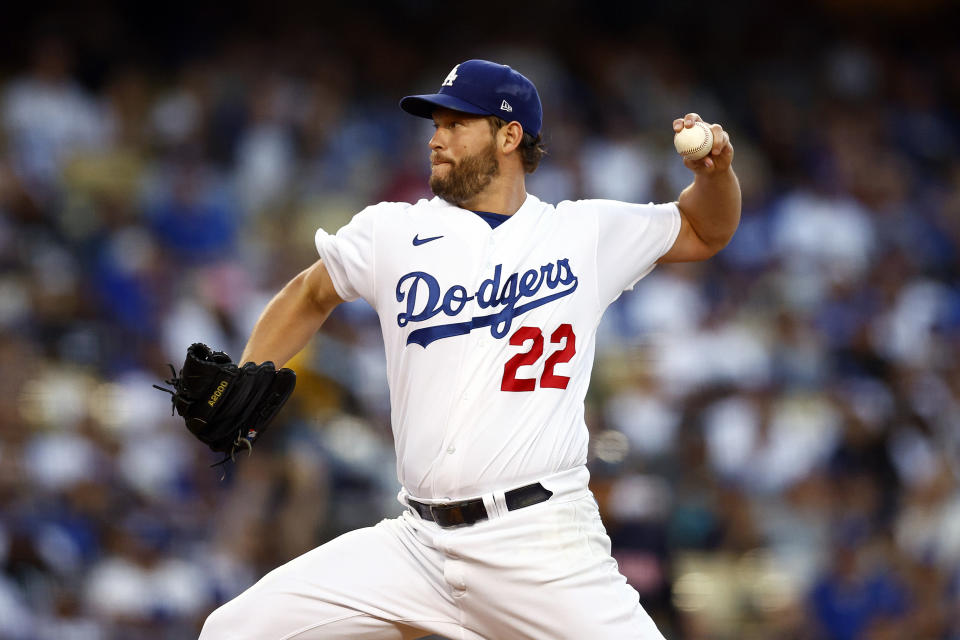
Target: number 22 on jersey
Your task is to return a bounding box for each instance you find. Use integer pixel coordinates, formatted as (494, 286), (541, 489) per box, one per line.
(501, 324), (576, 392)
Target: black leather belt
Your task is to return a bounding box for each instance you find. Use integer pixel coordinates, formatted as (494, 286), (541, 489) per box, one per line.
(408, 482), (554, 528)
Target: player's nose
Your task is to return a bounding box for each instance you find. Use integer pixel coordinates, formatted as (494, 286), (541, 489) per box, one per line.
(428, 128), (445, 150)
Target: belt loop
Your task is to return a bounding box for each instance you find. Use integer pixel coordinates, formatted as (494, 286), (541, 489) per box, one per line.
(492, 491), (509, 517)
(481, 493), (501, 518)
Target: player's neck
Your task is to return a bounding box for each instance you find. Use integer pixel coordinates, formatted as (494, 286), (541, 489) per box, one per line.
(457, 173), (527, 216)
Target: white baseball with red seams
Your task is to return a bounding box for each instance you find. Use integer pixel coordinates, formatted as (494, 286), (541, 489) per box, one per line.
(674, 120), (714, 160)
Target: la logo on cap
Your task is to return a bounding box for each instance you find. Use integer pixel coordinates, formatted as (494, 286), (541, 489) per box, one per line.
(441, 65), (459, 87)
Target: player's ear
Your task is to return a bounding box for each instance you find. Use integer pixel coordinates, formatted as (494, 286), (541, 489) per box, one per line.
(498, 121), (523, 154)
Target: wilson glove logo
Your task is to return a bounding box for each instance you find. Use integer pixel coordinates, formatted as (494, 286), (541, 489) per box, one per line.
(208, 380), (229, 407)
(395, 258), (579, 347)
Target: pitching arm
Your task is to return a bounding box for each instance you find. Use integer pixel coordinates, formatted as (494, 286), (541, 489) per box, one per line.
(659, 113), (741, 263)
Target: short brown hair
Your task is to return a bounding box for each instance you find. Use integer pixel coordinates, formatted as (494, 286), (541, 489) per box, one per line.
(487, 116), (546, 174)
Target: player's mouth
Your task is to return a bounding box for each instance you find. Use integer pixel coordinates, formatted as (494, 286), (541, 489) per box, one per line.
(430, 162), (452, 177)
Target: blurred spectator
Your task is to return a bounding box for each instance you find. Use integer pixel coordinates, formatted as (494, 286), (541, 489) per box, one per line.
(2, 35), (109, 200)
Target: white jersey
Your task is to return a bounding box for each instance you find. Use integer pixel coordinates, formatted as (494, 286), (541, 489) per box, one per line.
(315, 194), (680, 501)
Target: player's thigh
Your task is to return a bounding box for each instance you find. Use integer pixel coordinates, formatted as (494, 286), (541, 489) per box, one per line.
(462, 496), (665, 639)
(200, 518), (459, 640)
(557, 498), (664, 638)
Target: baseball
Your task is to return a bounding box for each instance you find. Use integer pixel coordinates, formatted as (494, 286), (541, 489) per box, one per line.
(674, 120), (714, 161)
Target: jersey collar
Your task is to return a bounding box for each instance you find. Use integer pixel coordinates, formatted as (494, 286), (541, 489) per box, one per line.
(430, 193), (541, 220)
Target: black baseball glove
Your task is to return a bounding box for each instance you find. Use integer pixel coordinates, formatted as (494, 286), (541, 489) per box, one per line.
(155, 343), (296, 462)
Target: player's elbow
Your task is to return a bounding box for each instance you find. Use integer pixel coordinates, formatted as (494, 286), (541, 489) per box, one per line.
(688, 236), (728, 262)
(659, 210), (739, 263)
(702, 224), (738, 256)
(300, 259), (344, 315)
(692, 224), (739, 262)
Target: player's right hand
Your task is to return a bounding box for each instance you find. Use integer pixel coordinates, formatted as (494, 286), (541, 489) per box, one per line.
(672, 113), (733, 173)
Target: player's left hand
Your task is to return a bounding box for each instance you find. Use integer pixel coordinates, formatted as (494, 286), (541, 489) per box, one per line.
(154, 343), (297, 465)
(672, 113), (733, 173)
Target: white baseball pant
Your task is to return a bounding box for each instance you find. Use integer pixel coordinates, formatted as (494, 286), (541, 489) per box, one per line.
(199, 466), (665, 639)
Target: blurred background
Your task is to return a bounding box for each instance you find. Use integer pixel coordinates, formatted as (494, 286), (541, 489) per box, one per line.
(0, 1), (958, 638)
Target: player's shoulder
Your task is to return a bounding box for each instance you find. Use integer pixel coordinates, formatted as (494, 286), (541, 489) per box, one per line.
(555, 198), (677, 217)
(359, 200), (414, 217)
(518, 194), (596, 226)
(554, 198), (621, 212)
(358, 198), (440, 218)
(550, 198), (609, 219)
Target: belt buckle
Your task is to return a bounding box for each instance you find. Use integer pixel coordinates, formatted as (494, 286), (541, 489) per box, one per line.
(430, 501), (472, 528)
(431, 497), (493, 528)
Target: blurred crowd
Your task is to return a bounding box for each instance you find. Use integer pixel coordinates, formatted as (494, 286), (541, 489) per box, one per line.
(1, 4), (959, 639)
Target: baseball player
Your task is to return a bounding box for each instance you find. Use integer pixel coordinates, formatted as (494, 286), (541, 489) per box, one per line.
(198, 59), (739, 639)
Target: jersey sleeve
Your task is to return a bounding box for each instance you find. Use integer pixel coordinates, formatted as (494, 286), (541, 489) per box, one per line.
(315, 206), (379, 306)
(590, 200), (681, 305)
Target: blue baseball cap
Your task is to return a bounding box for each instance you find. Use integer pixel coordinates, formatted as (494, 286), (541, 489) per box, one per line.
(400, 59), (542, 137)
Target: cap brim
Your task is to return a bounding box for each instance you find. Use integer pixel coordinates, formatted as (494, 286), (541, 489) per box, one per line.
(399, 93), (490, 119)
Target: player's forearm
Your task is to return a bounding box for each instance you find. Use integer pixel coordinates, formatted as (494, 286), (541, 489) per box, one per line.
(240, 262), (342, 367)
(677, 166), (741, 252)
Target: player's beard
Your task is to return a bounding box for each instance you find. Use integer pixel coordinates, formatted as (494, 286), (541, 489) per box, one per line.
(430, 141), (499, 206)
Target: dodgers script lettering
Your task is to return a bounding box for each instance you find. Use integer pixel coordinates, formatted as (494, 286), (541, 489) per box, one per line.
(395, 259), (579, 347)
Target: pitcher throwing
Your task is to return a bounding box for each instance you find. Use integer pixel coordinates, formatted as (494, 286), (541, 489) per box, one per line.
(198, 59), (739, 639)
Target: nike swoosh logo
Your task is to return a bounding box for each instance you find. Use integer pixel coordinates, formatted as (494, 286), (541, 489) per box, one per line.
(412, 234), (444, 246)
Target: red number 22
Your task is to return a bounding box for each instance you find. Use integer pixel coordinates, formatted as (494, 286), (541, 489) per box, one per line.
(501, 324), (576, 392)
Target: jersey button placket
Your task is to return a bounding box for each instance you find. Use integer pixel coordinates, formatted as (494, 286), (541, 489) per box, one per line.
(475, 239), (495, 352)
